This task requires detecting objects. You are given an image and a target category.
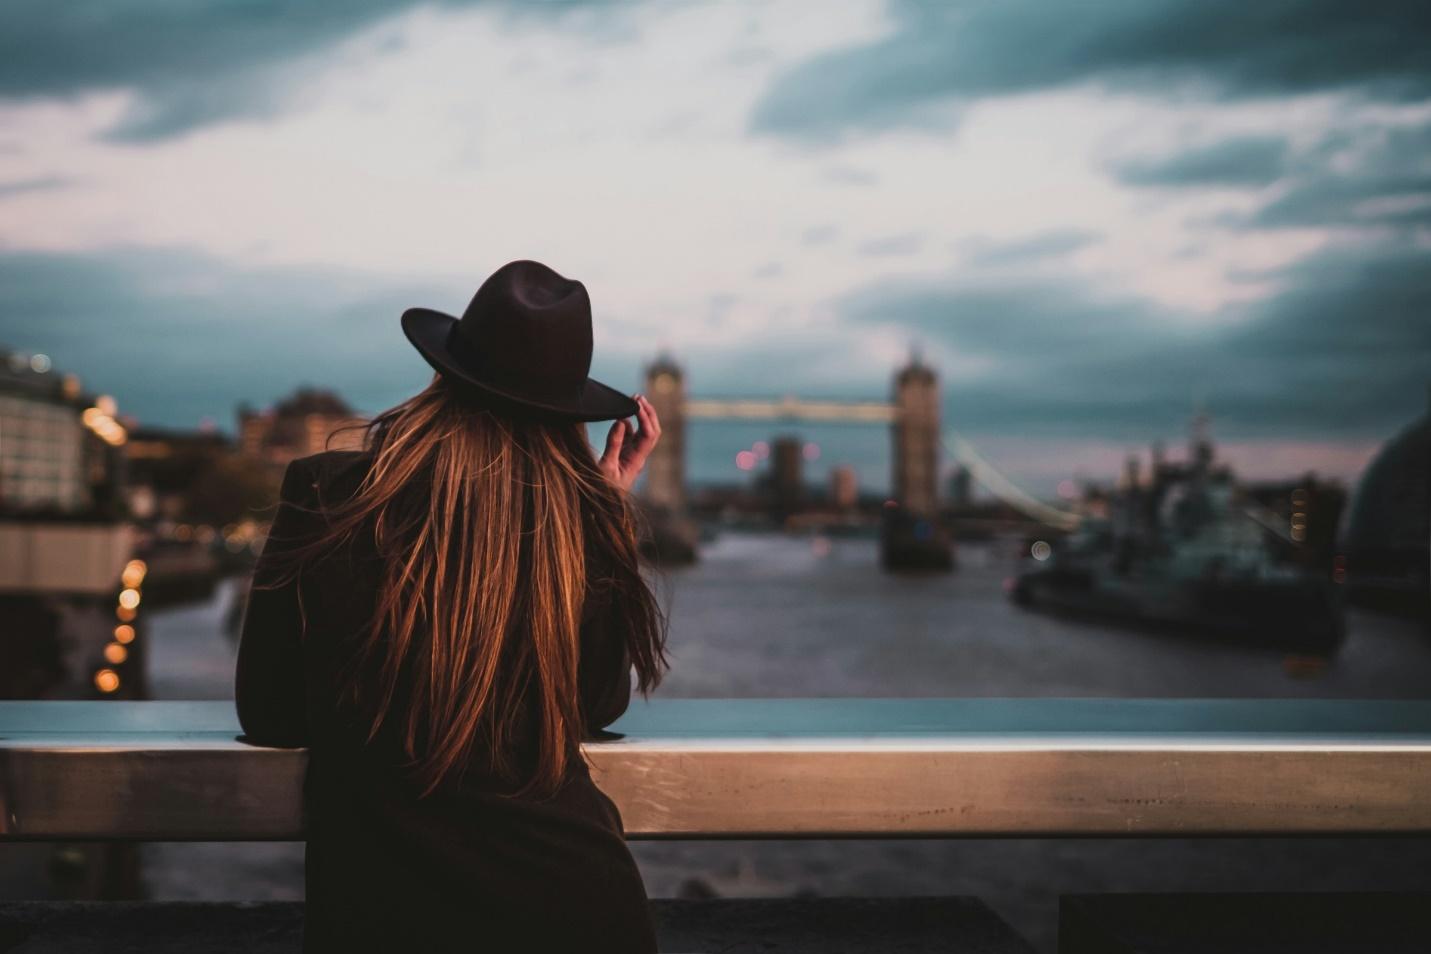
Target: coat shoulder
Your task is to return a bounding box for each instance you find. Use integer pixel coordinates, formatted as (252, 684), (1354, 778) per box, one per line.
(280, 450), (373, 515)
(292, 448), (370, 477)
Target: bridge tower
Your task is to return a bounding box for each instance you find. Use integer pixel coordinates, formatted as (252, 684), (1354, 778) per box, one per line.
(642, 353), (687, 513)
(892, 352), (940, 515)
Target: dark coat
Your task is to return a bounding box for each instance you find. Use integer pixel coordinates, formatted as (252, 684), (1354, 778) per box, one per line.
(235, 449), (657, 954)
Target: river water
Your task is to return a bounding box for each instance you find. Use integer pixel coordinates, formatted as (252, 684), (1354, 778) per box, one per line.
(141, 531), (1431, 951)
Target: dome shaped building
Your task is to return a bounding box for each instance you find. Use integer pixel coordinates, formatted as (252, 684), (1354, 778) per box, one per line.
(1340, 397), (1430, 619)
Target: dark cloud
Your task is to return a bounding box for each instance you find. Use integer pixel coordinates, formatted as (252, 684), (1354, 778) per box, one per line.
(105, 78), (292, 143)
(0, 1), (631, 142)
(751, 0), (1431, 140)
(0, 247), (458, 426)
(1101, 118), (1431, 239)
(0, 3), (411, 140)
(840, 270), (1180, 389)
(839, 240), (1431, 440)
(1112, 136), (1289, 188)
(1250, 121), (1431, 229)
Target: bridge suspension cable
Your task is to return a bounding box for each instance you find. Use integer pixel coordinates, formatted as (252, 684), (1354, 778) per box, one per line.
(944, 432), (1082, 531)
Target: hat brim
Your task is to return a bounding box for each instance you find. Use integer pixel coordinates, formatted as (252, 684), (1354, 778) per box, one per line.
(401, 307), (639, 423)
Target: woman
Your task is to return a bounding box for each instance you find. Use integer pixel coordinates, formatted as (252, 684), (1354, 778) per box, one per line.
(235, 259), (670, 953)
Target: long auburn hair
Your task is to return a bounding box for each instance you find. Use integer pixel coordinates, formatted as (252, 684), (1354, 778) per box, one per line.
(257, 374), (668, 799)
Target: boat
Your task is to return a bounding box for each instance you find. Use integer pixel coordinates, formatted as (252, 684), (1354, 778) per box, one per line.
(1009, 424), (1345, 651)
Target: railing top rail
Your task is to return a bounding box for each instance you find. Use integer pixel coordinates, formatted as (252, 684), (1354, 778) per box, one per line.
(4, 699), (1430, 840)
(8, 697), (1431, 739)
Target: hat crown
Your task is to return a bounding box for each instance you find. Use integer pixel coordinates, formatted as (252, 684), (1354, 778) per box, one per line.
(400, 257), (635, 421)
(451, 260), (593, 403)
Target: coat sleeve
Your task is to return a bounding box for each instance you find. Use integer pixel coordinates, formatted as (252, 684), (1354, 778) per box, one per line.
(577, 582), (634, 738)
(235, 457), (320, 747)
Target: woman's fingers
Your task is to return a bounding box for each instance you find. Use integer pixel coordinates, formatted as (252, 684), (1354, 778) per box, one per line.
(597, 396), (662, 491)
(626, 396), (659, 465)
(635, 396), (660, 444)
(641, 394), (661, 440)
(600, 418), (627, 472)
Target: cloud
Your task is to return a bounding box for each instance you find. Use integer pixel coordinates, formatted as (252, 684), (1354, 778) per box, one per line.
(0, 174), (76, 197)
(1121, 119), (1431, 232)
(822, 164), (880, 187)
(958, 229), (1101, 267)
(857, 231), (925, 257)
(840, 269), (1182, 391)
(1112, 135), (1290, 188)
(1250, 120), (1431, 230)
(839, 239), (1431, 440)
(750, 0), (1431, 140)
(0, 1), (633, 142)
(0, 3), (404, 140)
(103, 75), (294, 144)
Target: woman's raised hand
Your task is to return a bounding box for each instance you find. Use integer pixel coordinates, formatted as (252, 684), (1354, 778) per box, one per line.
(598, 394), (661, 493)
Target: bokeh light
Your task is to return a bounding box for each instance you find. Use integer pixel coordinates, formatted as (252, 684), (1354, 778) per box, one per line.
(121, 559), (147, 589)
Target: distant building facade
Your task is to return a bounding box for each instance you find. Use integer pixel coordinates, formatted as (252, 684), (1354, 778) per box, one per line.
(830, 465), (858, 511)
(0, 348), (126, 517)
(0, 348), (134, 609)
(1340, 390), (1429, 616)
(238, 388), (365, 469)
(770, 434), (803, 518)
(125, 426), (235, 522)
(948, 464), (973, 508)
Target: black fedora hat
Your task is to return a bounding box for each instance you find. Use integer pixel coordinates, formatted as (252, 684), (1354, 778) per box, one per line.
(401, 259), (638, 422)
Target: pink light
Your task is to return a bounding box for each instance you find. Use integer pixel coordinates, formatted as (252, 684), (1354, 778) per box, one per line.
(1056, 479), (1077, 499)
(735, 450), (757, 471)
(752, 440), (770, 459)
(802, 442), (820, 461)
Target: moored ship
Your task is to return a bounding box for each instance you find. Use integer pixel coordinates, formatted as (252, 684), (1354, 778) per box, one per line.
(1009, 415), (1345, 651)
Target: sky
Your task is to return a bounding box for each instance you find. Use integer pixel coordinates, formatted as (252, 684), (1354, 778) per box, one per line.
(1, 0), (1429, 494)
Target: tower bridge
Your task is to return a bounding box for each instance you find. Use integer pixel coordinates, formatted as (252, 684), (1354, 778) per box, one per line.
(640, 353), (941, 519)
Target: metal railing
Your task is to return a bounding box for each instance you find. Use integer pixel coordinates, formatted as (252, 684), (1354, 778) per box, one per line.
(3, 698), (1430, 841)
